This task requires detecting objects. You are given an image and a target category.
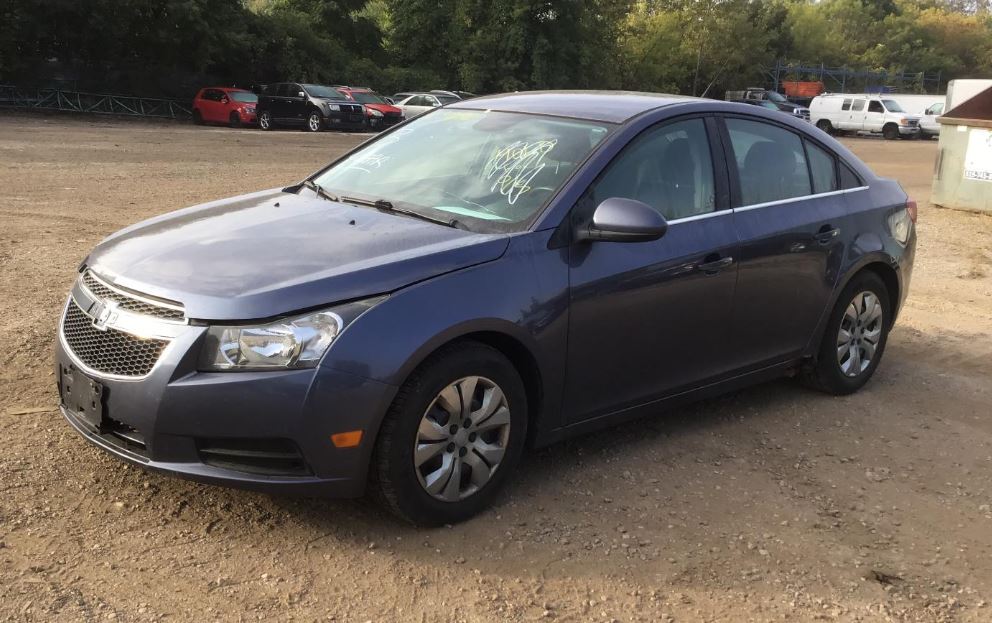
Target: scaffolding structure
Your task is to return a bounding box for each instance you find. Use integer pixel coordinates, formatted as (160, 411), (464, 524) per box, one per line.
(0, 85), (191, 119)
(767, 61), (943, 95)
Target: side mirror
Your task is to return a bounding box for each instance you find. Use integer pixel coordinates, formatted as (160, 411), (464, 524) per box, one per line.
(297, 91), (305, 99)
(431, 100), (441, 107)
(576, 198), (668, 243)
(221, 95), (229, 104)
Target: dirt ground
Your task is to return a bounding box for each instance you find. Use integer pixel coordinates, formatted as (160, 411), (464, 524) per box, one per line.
(1, 112), (991, 623)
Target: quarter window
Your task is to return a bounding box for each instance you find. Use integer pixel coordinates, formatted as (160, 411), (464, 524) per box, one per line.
(725, 118), (811, 205)
(805, 141), (838, 194)
(590, 119), (716, 221)
(839, 162), (862, 189)
(842, 99), (852, 111)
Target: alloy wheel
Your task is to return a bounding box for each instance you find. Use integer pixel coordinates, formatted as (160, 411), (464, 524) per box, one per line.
(259, 112), (271, 130)
(308, 113), (321, 132)
(836, 291), (883, 377)
(414, 376), (511, 502)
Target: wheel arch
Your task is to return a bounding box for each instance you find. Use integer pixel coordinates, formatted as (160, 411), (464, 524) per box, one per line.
(805, 256), (902, 360)
(391, 328), (545, 447)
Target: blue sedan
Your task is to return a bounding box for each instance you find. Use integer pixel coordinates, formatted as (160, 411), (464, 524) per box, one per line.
(57, 91), (916, 524)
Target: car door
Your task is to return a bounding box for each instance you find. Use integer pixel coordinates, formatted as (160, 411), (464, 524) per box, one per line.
(837, 98), (853, 130)
(285, 83), (307, 124)
(200, 89), (222, 122)
(563, 117), (739, 423)
(863, 100), (885, 132)
(720, 115), (853, 371)
(847, 98), (866, 132)
(402, 96), (432, 118)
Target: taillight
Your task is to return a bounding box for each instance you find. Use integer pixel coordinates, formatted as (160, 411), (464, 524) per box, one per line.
(906, 199), (918, 223)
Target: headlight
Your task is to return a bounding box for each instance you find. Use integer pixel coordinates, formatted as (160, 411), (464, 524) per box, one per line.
(369, 108), (383, 117)
(325, 103), (340, 112)
(199, 298), (382, 370)
(898, 117), (911, 126)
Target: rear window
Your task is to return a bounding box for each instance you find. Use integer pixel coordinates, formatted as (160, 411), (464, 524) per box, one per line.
(726, 118), (811, 205)
(842, 99), (852, 111)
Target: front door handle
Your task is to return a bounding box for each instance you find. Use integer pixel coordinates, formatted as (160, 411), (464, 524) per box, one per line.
(815, 226), (840, 244)
(698, 256), (734, 274)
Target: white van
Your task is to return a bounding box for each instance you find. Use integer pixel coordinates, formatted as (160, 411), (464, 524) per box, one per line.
(810, 94), (921, 139)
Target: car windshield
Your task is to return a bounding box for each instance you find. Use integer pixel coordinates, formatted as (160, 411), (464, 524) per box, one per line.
(766, 91), (787, 102)
(302, 84), (343, 99)
(345, 91), (386, 104)
(231, 92), (257, 103)
(881, 99), (905, 112)
(312, 109), (612, 232)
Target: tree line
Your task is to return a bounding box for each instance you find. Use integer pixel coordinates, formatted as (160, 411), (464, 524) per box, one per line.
(1, 0), (989, 99)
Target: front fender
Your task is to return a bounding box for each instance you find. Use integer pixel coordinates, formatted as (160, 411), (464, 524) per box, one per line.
(319, 231), (570, 441)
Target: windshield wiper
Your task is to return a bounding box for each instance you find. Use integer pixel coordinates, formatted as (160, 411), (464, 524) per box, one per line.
(301, 179), (339, 203)
(339, 196), (467, 230)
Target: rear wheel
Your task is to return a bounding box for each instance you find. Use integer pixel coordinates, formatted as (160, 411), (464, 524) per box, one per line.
(258, 111), (272, 131)
(882, 123), (899, 140)
(306, 111), (323, 132)
(228, 111), (241, 128)
(816, 119), (834, 135)
(801, 271), (891, 395)
(370, 342), (527, 525)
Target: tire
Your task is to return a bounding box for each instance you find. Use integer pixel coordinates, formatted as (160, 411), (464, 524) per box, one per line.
(816, 119), (833, 135)
(305, 111), (323, 132)
(801, 271), (891, 395)
(192, 109), (203, 125)
(882, 124), (899, 140)
(228, 111), (241, 128)
(258, 111), (272, 131)
(370, 341), (528, 525)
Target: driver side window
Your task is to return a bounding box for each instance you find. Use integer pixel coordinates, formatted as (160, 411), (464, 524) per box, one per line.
(589, 119), (716, 221)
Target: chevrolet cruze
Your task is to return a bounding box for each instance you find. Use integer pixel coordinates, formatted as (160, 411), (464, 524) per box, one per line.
(57, 91), (916, 524)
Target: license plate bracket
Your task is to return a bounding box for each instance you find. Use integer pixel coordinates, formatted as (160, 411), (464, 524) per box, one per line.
(59, 364), (104, 430)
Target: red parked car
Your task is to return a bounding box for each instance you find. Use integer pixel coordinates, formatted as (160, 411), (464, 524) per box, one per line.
(334, 86), (404, 130)
(192, 87), (258, 127)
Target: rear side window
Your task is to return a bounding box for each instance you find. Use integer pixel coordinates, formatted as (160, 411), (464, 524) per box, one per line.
(726, 118), (811, 205)
(851, 100), (865, 112)
(805, 141), (838, 194)
(592, 118), (716, 221)
(842, 99), (852, 111)
(839, 162), (863, 189)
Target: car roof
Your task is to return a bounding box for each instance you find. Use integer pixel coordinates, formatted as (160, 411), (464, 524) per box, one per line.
(201, 87), (250, 92)
(447, 90), (695, 123)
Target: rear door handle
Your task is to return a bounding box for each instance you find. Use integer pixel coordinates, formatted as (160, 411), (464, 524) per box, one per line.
(698, 256), (734, 274)
(814, 226), (840, 244)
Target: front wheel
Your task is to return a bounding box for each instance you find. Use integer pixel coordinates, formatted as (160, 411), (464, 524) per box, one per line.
(370, 342), (528, 525)
(228, 111), (241, 128)
(306, 111), (323, 132)
(882, 124), (899, 140)
(801, 271), (891, 395)
(258, 111), (272, 131)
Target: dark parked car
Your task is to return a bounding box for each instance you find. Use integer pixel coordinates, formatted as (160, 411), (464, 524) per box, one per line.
(57, 92), (915, 525)
(256, 82), (366, 132)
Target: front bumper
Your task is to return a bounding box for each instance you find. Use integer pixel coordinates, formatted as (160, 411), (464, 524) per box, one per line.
(324, 111), (367, 131)
(898, 126), (920, 136)
(369, 114), (403, 130)
(55, 303), (397, 498)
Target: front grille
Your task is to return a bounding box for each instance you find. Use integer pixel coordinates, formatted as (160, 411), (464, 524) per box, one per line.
(346, 113), (364, 123)
(62, 299), (168, 377)
(197, 438), (311, 476)
(81, 271), (185, 322)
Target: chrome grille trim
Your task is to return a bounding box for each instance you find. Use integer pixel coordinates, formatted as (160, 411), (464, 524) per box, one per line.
(60, 298), (170, 379)
(80, 270), (186, 323)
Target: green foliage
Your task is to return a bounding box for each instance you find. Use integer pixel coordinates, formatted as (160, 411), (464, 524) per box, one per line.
(0, 0), (989, 98)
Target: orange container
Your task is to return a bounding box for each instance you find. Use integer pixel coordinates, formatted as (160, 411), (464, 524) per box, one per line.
(782, 81), (825, 98)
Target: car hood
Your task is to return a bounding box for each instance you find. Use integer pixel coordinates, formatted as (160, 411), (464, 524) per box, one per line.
(364, 103), (402, 114)
(86, 188), (509, 320)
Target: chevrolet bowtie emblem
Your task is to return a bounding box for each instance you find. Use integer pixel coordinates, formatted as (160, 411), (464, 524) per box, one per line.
(91, 299), (120, 331)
